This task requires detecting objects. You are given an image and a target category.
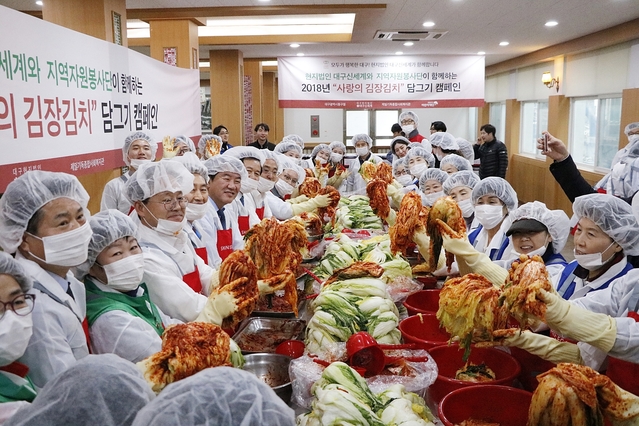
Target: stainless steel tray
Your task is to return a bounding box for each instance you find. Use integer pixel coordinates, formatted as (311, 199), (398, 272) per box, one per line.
(233, 317), (306, 354)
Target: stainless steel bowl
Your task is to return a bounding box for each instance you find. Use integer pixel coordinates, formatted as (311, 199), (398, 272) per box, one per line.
(307, 233), (324, 243)
(242, 353), (292, 403)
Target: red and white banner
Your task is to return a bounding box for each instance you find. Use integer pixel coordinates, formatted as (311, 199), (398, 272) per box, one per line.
(278, 55), (485, 109)
(0, 5), (201, 192)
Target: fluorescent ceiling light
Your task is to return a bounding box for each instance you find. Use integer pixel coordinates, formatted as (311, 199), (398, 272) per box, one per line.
(35, 1), (43, 5)
(290, 43), (300, 48)
(201, 14), (355, 37)
(395, 51), (403, 55)
(403, 41), (414, 46)
(477, 51), (486, 55)
(262, 61), (278, 66)
(199, 62), (210, 68)
(499, 41), (509, 46)
(545, 20), (558, 27)
(297, 52), (305, 56)
(422, 21), (435, 27)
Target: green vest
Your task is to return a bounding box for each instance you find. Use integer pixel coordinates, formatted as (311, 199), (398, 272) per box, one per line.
(0, 371), (36, 403)
(84, 278), (165, 337)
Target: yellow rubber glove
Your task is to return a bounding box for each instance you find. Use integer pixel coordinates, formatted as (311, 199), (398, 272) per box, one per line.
(326, 171), (347, 189)
(161, 136), (177, 159)
(441, 234), (508, 287)
(386, 180), (405, 209)
(538, 290), (617, 353)
(412, 230), (445, 270)
(290, 193), (331, 215)
(287, 194), (309, 205)
(385, 208), (397, 227)
(195, 290), (238, 326)
(494, 330), (583, 365)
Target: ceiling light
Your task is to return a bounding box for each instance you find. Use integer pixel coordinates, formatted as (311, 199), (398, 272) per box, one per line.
(202, 13), (355, 37)
(477, 51), (486, 55)
(499, 41), (509, 46)
(297, 53), (305, 56)
(403, 42), (414, 46)
(395, 51), (403, 55)
(35, 0), (43, 5)
(262, 60), (278, 66)
(422, 21), (435, 27)
(290, 43), (300, 48)
(545, 20), (558, 27)
(199, 61), (210, 68)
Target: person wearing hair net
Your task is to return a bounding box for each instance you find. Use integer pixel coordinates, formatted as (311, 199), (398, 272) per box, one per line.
(306, 143), (331, 171)
(131, 367), (295, 426)
(405, 146), (434, 181)
(170, 153), (211, 263)
(222, 147), (265, 236)
(440, 153), (472, 175)
(172, 135), (195, 157)
(343, 134), (384, 195)
(101, 132), (157, 214)
(196, 156), (246, 270)
(0, 253), (36, 423)
(456, 138), (476, 163)
(197, 134), (223, 160)
(125, 161), (215, 322)
(326, 141), (349, 190)
(592, 122), (639, 198)
(418, 168), (449, 207)
(0, 171), (91, 389)
(282, 133), (305, 150)
(399, 111), (426, 143)
(442, 170), (480, 231)
(5, 354), (154, 426)
(390, 135), (410, 160)
(274, 140), (304, 166)
(250, 150), (279, 221)
(430, 132), (462, 163)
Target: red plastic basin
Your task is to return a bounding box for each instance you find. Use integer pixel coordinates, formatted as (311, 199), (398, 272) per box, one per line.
(438, 385), (532, 426)
(398, 314), (450, 350)
(428, 343), (521, 404)
(414, 276), (438, 289)
(403, 289), (441, 316)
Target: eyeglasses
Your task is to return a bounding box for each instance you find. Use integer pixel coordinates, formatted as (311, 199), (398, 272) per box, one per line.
(400, 119), (415, 125)
(280, 174), (298, 186)
(395, 169), (408, 176)
(0, 294), (35, 320)
(151, 196), (188, 210)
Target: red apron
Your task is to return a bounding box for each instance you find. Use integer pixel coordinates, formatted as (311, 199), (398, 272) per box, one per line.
(181, 264), (203, 294)
(194, 247), (209, 265)
(216, 228), (234, 262)
(605, 311), (639, 396)
(256, 206), (265, 220)
(238, 215), (250, 236)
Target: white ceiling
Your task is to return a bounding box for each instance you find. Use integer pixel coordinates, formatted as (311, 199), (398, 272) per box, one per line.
(3, 0), (639, 66)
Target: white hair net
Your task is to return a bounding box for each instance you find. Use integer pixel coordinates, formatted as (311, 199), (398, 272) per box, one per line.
(173, 135), (196, 153)
(471, 177), (518, 212)
(75, 210), (138, 279)
(405, 146), (435, 168)
(573, 193), (639, 256)
(197, 135), (222, 159)
(350, 134), (372, 147)
(419, 168), (449, 191)
(263, 150), (283, 175)
(279, 157), (305, 186)
(392, 157), (408, 176)
(0, 252), (32, 292)
(274, 141), (302, 157)
(456, 138), (475, 162)
(329, 141), (346, 153)
(282, 134), (305, 149)
(430, 132), (459, 150)
(125, 161), (195, 203)
(123, 132), (157, 166)
(399, 111), (419, 127)
(5, 354), (154, 426)
(131, 367), (295, 426)
(442, 170), (480, 194)
(203, 155), (249, 182)
(390, 136), (410, 155)
(0, 170), (90, 253)
(510, 201), (570, 254)
(625, 122), (639, 136)
(223, 146), (266, 166)
(440, 154), (472, 172)
(170, 152), (209, 183)
(311, 144), (331, 159)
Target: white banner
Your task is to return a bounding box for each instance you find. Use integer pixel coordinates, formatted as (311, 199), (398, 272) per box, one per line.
(0, 5), (201, 191)
(278, 55), (485, 109)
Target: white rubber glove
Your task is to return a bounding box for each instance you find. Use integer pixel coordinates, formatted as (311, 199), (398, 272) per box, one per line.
(287, 194), (309, 204)
(386, 180), (405, 208)
(290, 194), (331, 215)
(195, 290), (237, 326)
(385, 209), (397, 227)
(538, 290), (618, 353)
(495, 330), (583, 365)
(442, 234), (508, 287)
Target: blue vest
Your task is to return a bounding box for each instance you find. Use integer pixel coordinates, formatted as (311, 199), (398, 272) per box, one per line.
(468, 225), (510, 261)
(556, 259), (633, 300)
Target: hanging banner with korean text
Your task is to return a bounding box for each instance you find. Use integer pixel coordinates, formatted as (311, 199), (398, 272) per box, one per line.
(0, 5), (200, 192)
(278, 55), (485, 109)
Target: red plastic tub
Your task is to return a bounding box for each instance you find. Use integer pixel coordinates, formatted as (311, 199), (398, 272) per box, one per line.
(398, 314), (450, 350)
(403, 289), (441, 316)
(438, 385), (532, 426)
(414, 275), (438, 289)
(427, 343), (521, 404)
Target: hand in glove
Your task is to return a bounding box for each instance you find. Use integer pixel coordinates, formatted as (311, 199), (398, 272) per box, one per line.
(384, 208), (397, 227)
(327, 171), (347, 189)
(536, 289), (617, 353)
(290, 193), (331, 215)
(478, 329), (583, 365)
(386, 180), (405, 208)
(287, 194), (309, 204)
(161, 136), (177, 159)
(441, 233), (508, 287)
(196, 277), (258, 328)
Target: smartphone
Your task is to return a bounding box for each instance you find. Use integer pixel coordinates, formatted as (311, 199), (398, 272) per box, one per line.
(542, 133), (549, 152)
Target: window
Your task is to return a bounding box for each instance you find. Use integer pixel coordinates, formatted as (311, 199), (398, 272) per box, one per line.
(344, 109), (399, 146)
(520, 101), (548, 156)
(489, 102), (506, 141)
(570, 97), (621, 169)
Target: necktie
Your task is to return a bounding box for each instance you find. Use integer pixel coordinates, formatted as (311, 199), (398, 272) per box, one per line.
(240, 195), (245, 206)
(66, 284), (75, 301)
(192, 224), (202, 239)
(217, 207), (226, 230)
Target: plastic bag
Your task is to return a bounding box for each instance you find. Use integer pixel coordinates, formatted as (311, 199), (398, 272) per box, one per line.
(386, 275), (423, 303)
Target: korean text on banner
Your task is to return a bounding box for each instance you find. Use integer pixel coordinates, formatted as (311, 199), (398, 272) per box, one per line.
(0, 5), (200, 192)
(278, 55), (485, 109)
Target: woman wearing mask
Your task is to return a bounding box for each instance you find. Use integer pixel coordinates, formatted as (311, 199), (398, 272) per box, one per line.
(306, 144), (331, 170)
(326, 141), (349, 190)
(251, 150), (279, 220)
(343, 134), (384, 195)
(418, 168), (448, 207)
(442, 170), (480, 231)
(405, 146), (435, 182)
(439, 154), (472, 175)
(274, 141), (303, 164)
(0, 253), (36, 421)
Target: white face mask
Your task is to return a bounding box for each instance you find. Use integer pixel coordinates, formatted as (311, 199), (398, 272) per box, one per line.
(573, 241), (616, 271)
(0, 310), (33, 366)
(317, 157), (328, 165)
(129, 158), (152, 168)
(101, 253), (145, 292)
(257, 177), (276, 194)
(28, 222), (93, 267)
(275, 179), (294, 196)
(185, 202), (208, 221)
(240, 178), (259, 194)
(424, 190), (445, 206)
(457, 198), (474, 218)
(330, 153), (343, 163)
(474, 204), (506, 230)
(396, 175), (413, 186)
(409, 163), (428, 177)
(143, 204), (185, 237)
(435, 152), (444, 161)
(356, 147), (369, 157)
(628, 134), (639, 145)
(402, 124), (415, 135)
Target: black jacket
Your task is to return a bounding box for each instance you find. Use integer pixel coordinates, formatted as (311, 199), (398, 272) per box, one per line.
(548, 155), (596, 203)
(249, 140), (276, 151)
(474, 139), (508, 179)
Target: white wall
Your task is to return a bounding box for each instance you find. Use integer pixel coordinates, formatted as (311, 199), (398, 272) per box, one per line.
(401, 107), (473, 141)
(283, 108), (344, 143)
